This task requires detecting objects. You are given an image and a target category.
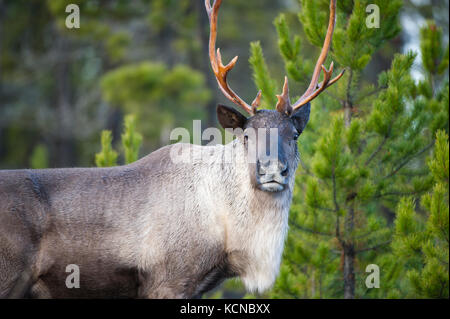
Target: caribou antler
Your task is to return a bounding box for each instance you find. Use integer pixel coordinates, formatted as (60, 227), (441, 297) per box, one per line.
(277, 0), (345, 115)
(205, 0), (260, 115)
(206, 0), (344, 117)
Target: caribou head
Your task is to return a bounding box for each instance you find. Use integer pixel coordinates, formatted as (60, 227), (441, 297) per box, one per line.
(206, 0), (345, 193)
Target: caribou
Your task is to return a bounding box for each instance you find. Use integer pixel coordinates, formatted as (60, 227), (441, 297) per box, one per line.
(0, 0), (344, 298)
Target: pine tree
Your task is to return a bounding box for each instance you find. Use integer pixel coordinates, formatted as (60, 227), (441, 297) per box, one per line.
(95, 114), (144, 167)
(95, 130), (118, 168)
(249, 42), (278, 108)
(392, 130), (449, 298)
(121, 114), (143, 164)
(249, 0), (449, 298)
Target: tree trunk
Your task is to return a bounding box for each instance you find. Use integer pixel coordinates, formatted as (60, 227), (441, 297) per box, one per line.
(343, 202), (356, 299)
(341, 67), (356, 298)
(344, 101), (352, 128)
(343, 244), (355, 299)
(319, 271), (323, 298)
(0, 0), (3, 99)
(310, 268), (316, 298)
(344, 68), (353, 128)
(0, 0), (3, 102)
(54, 36), (76, 167)
(0, 0), (3, 158)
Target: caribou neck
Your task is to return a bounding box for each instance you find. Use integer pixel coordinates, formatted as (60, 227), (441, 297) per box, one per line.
(215, 140), (296, 293)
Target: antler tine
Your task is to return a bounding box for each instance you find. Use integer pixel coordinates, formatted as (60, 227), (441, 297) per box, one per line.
(251, 90), (262, 113)
(205, 0), (259, 115)
(276, 76), (293, 115)
(205, 0), (212, 15)
(292, 0), (344, 111)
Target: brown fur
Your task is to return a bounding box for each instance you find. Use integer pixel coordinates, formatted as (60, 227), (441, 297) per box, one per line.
(0, 107), (310, 299)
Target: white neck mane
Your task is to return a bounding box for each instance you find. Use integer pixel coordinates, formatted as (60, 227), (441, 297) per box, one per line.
(207, 140), (296, 293)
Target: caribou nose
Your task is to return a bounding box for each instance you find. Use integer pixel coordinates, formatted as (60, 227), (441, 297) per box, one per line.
(258, 159), (288, 176)
(258, 159), (269, 175)
(280, 162), (288, 176)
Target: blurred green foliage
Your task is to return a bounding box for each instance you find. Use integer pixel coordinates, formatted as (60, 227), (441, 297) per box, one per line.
(95, 114), (143, 167)
(30, 144), (49, 169)
(249, 42), (278, 108)
(121, 114), (142, 164)
(0, 0), (285, 168)
(95, 130), (118, 167)
(101, 62), (211, 147)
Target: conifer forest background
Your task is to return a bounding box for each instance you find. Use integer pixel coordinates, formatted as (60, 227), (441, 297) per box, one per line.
(0, 0), (448, 298)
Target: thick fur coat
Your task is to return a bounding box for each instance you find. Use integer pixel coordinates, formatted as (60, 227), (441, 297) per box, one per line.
(0, 138), (297, 298)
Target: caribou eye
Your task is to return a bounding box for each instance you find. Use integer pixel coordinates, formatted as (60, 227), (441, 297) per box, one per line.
(293, 132), (300, 140)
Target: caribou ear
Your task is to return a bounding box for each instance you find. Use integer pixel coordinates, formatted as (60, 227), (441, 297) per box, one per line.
(217, 104), (247, 129)
(291, 102), (311, 133)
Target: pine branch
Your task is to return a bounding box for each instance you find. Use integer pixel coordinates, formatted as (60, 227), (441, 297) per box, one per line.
(372, 190), (423, 200)
(365, 122), (393, 166)
(365, 95), (401, 166)
(290, 223), (334, 237)
(352, 230), (376, 240)
(355, 240), (392, 254)
(356, 86), (387, 103)
(325, 90), (345, 103)
(385, 142), (434, 179)
(365, 137), (388, 166)
(299, 157), (315, 177)
(310, 204), (335, 213)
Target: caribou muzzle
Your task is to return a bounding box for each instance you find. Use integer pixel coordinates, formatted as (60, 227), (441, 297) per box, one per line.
(256, 159), (289, 192)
